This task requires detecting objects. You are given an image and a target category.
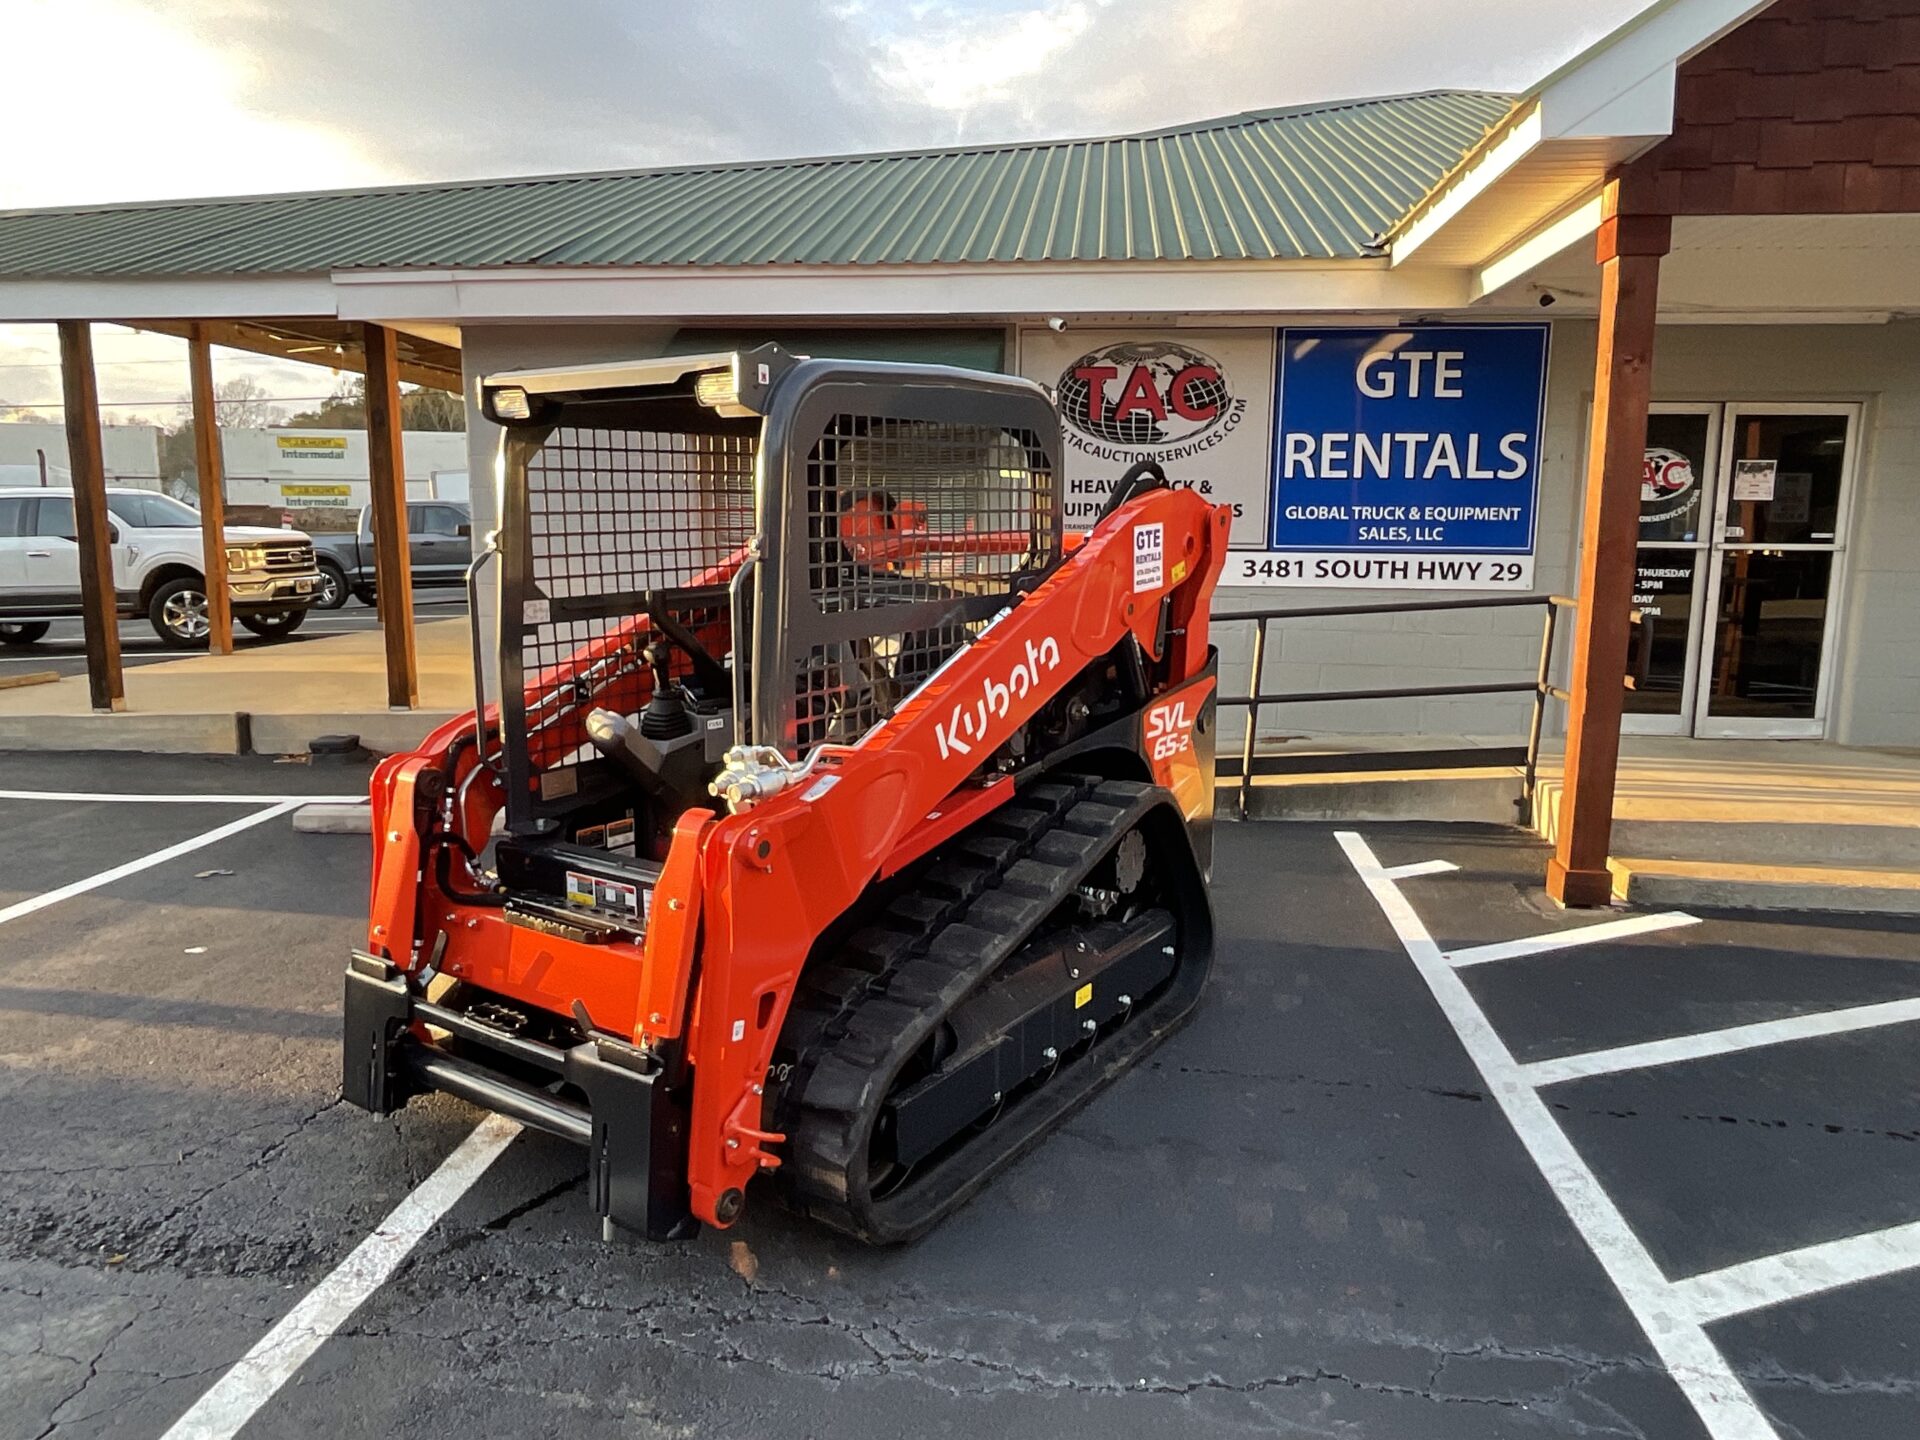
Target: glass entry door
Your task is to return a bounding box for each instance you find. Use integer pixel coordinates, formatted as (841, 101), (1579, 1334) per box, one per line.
(1623, 405), (1718, 734)
(1695, 405), (1858, 737)
(1622, 402), (1858, 738)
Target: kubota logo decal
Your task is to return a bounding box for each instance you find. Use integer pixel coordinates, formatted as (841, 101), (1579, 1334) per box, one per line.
(1146, 697), (1194, 762)
(935, 635), (1062, 760)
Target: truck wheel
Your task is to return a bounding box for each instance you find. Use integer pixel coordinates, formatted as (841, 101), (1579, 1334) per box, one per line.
(0, 621), (51, 647)
(149, 577), (211, 649)
(238, 610), (308, 640)
(350, 582), (377, 608)
(314, 560), (349, 610)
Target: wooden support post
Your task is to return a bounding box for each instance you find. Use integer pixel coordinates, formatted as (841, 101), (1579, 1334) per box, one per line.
(187, 326), (234, 655)
(363, 322), (418, 709)
(1547, 187), (1671, 908)
(56, 321), (125, 713)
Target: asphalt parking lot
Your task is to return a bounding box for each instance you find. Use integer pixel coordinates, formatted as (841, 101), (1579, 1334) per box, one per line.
(3, 754), (1919, 1440)
(0, 596), (468, 678)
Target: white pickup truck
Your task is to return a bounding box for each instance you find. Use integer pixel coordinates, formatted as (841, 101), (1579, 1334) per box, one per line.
(0, 486), (322, 649)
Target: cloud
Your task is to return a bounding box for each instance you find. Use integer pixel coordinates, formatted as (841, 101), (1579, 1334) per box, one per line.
(2, 0), (1654, 414)
(89, 0), (1654, 192)
(0, 0), (388, 209)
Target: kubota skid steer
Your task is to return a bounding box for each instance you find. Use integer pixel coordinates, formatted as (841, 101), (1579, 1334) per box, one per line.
(344, 346), (1231, 1243)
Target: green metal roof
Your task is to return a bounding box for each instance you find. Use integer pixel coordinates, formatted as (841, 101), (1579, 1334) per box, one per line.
(0, 91), (1511, 277)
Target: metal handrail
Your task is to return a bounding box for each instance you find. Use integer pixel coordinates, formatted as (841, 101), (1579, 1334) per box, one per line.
(1216, 594), (1600, 821)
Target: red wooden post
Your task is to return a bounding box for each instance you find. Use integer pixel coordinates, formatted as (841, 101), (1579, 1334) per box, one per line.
(1548, 183), (1670, 908)
(57, 321), (125, 712)
(363, 323), (419, 709)
(187, 325), (234, 655)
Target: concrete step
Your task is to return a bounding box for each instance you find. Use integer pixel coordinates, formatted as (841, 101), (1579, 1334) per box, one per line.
(1224, 769), (1525, 824)
(1609, 856), (1920, 915)
(1609, 818), (1920, 869)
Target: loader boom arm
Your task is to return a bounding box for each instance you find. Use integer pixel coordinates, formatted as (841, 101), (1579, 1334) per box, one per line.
(672, 485), (1231, 1223)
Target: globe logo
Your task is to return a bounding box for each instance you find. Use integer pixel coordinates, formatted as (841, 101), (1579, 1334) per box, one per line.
(1642, 447), (1696, 501)
(1056, 342), (1233, 447)
(1641, 446), (1700, 528)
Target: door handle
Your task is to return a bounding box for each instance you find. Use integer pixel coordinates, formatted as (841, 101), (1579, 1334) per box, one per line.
(26, 549), (51, 558)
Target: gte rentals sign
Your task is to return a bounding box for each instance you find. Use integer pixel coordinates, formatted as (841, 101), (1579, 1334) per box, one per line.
(1238, 325), (1550, 590)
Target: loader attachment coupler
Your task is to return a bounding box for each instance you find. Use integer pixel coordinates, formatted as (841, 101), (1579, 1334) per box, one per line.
(349, 346), (1230, 1243)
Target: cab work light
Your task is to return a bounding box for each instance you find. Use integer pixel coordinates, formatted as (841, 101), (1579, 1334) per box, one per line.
(492, 386), (532, 421)
(694, 367), (753, 418)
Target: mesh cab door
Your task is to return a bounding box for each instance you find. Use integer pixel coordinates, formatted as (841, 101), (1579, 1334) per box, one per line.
(750, 362), (1065, 755)
(497, 408), (759, 831)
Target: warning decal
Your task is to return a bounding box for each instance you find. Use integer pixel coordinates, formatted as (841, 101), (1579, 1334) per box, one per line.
(1133, 522), (1164, 592)
(564, 869), (644, 922)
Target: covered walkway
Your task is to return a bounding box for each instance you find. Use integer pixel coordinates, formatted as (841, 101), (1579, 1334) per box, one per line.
(0, 614), (470, 755)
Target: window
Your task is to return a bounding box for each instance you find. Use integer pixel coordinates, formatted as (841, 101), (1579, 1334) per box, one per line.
(105, 491), (201, 528)
(135, 492), (202, 528)
(0, 497), (27, 538)
(34, 498), (74, 538)
(427, 505), (466, 535)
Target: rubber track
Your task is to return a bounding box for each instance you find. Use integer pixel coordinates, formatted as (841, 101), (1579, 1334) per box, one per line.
(775, 775), (1167, 1243)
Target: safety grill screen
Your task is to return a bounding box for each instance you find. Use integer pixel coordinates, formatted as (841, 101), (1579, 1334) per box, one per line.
(780, 415), (1057, 752)
(528, 427), (754, 595)
(503, 423), (755, 822)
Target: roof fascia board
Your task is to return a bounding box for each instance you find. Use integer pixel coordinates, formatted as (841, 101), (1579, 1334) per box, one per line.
(1390, 0), (1773, 265)
(1535, 0), (1768, 137)
(1469, 191), (1607, 301)
(0, 273), (334, 323)
(1388, 105), (1544, 266)
(328, 262), (1472, 321)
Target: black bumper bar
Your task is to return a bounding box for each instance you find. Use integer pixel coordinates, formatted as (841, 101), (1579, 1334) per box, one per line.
(342, 953), (697, 1241)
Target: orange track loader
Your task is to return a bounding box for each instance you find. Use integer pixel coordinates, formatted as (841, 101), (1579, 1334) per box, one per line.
(344, 347), (1231, 1242)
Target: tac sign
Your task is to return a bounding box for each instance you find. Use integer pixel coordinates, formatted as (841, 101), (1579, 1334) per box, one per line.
(1247, 325), (1549, 590)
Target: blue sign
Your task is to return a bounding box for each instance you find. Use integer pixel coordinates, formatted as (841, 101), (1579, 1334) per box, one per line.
(1268, 325), (1549, 570)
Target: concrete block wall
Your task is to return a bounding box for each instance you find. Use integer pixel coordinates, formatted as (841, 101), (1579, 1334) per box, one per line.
(1210, 321), (1598, 750)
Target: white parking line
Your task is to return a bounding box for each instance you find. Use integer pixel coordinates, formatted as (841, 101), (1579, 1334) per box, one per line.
(159, 1114), (522, 1440)
(1380, 859), (1459, 880)
(1336, 831), (1780, 1440)
(1519, 995), (1920, 1087)
(1669, 1218), (1920, 1325)
(1446, 912), (1700, 968)
(0, 801), (304, 928)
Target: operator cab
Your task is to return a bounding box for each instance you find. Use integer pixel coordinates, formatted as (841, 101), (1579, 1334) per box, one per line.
(476, 346), (1063, 929)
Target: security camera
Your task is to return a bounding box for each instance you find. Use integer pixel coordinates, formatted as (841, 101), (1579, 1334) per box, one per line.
(1045, 316), (1067, 332)
(1537, 290), (1558, 308)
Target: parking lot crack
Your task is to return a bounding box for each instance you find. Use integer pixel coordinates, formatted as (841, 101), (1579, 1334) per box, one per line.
(29, 1302), (152, 1440)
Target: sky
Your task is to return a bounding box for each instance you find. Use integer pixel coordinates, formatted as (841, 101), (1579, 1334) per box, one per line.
(0, 0), (1655, 429)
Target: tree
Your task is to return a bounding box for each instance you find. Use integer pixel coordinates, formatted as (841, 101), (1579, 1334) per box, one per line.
(211, 376), (286, 429)
(400, 387), (466, 431)
(284, 375), (364, 429)
(159, 421), (198, 493)
(284, 374), (465, 432)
